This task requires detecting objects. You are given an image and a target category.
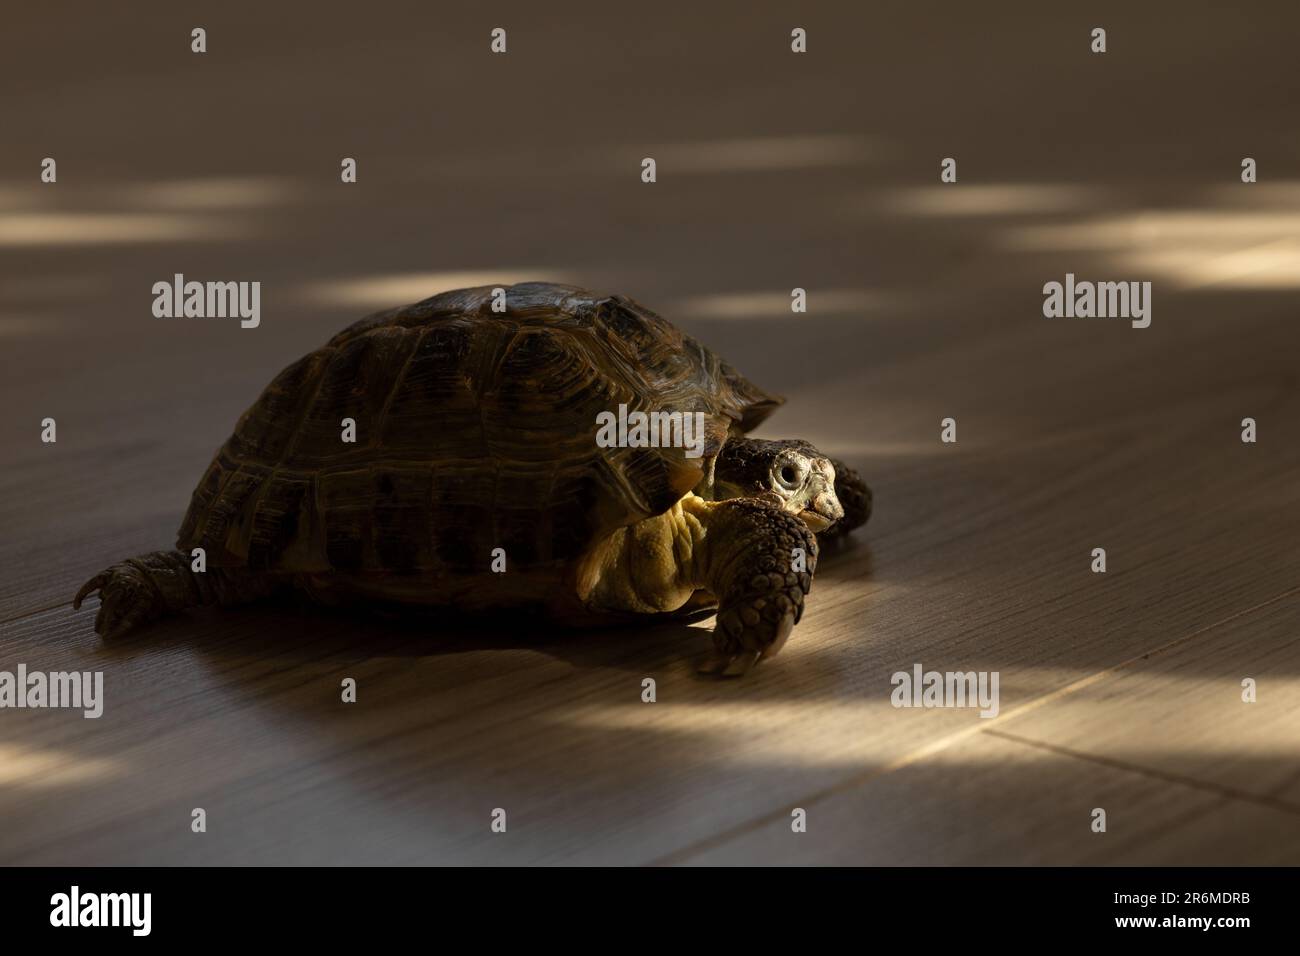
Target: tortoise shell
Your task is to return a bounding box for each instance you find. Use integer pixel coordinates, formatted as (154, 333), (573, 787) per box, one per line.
(176, 283), (781, 575)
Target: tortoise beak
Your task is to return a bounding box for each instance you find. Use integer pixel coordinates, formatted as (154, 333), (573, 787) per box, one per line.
(798, 510), (832, 532)
(799, 489), (844, 532)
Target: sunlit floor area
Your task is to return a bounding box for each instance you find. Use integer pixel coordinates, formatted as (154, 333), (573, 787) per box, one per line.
(1, 2), (1298, 864)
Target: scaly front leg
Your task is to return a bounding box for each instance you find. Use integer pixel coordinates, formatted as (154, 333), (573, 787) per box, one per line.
(684, 496), (818, 677)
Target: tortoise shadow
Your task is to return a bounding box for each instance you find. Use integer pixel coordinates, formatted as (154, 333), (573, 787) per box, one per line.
(816, 535), (874, 582)
(91, 591), (718, 676)
(89, 536), (873, 676)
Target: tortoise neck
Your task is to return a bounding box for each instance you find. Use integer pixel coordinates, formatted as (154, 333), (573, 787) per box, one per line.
(709, 437), (775, 501)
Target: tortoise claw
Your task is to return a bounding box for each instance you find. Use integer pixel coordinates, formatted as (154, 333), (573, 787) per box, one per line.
(73, 563), (163, 638)
(72, 571), (109, 610)
(759, 611), (795, 660)
(697, 649), (761, 678)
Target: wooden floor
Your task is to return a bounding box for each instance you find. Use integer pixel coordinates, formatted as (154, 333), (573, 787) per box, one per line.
(2, 2), (1298, 864)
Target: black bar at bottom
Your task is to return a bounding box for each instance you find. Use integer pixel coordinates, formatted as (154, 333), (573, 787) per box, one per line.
(0, 866), (1283, 941)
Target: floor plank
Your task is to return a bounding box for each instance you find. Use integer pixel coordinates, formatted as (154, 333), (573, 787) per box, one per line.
(672, 590), (1299, 864)
(677, 730), (1300, 866)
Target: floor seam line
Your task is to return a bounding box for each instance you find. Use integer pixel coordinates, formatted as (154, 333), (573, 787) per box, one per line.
(647, 584), (1299, 865)
(0, 601), (73, 628)
(983, 728), (1300, 817)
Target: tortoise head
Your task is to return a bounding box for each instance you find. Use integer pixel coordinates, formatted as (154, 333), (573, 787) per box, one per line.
(712, 437), (845, 532)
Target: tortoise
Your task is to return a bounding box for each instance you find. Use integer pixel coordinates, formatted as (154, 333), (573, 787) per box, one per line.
(73, 283), (871, 675)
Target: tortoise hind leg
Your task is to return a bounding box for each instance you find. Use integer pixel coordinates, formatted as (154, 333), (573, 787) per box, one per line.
(73, 549), (281, 638)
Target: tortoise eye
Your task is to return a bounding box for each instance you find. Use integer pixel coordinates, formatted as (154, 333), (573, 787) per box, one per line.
(777, 463), (800, 487)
